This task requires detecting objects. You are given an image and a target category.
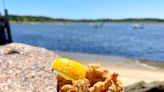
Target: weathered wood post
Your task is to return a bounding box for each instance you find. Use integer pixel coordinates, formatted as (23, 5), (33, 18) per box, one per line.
(0, 9), (12, 45)
(4, 9), (12, 43)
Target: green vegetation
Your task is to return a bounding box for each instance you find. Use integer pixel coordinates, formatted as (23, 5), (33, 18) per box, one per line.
(9, 15), (164, 23)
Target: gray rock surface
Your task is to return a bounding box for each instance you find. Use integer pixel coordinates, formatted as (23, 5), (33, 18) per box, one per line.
(0, 43), (58, 92)
(124, 81), (164, 92)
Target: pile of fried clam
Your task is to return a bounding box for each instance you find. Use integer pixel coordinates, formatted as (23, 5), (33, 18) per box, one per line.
(57, 63), (122, 92)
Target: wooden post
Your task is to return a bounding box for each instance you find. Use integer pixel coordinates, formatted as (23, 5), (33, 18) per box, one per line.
(0, 9), (12, 45)
(4, 9), (12, 43)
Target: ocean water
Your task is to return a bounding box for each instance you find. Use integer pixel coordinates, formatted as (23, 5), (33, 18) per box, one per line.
(11, 23), (164, 61)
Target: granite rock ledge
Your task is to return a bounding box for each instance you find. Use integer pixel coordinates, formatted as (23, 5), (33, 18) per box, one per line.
(0, 43), (58, 92)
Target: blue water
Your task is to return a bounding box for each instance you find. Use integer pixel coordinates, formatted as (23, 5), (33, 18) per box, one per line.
(11, 23), (164, 61)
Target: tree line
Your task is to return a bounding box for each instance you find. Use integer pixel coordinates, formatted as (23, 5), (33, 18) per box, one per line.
(9, 15), (164, 23)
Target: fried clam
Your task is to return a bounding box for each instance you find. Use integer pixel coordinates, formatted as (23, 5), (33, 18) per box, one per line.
(89, 73), (122, 92)
(85, 63), (111, 86)
(60, 78), (90, 92)
(57, 64), (123, 92)
(57, 75), (72, 91)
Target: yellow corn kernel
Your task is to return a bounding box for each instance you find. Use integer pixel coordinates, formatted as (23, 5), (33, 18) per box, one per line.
(52, 58), (86, 81)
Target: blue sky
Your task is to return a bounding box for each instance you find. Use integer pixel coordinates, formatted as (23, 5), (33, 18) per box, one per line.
(1, 0), (164, 19)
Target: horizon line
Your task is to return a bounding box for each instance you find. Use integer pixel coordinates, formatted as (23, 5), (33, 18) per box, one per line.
(8, 14), (164, 20)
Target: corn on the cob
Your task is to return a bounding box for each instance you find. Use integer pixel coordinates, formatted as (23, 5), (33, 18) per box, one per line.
(52, 58), (86, 81)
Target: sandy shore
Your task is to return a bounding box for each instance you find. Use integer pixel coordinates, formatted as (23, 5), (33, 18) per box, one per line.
(55, 51), (164, 86)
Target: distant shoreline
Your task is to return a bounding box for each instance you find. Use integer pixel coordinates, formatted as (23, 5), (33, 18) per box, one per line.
(10, 21), (164, 24)
(8, 15), (164, 23)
